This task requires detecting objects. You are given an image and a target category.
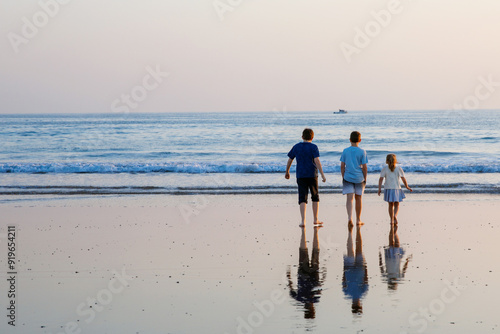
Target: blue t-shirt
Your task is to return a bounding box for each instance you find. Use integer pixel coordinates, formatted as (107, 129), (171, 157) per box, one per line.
(343, 255), (368, 300)
(288, 142), (320, 179)
(340, 146), (368, 183)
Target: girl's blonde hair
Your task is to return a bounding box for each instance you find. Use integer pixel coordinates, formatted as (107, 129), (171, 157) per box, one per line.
(386, 154), (397, 172)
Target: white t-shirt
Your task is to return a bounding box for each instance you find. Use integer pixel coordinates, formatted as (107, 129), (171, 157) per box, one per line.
(380, 165), (405, 189)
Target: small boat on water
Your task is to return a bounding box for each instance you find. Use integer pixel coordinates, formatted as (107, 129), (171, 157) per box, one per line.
(333, 109), (348, 114)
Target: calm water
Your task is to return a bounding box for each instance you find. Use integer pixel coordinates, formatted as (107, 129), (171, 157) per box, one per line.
(1, 110), (499, 195)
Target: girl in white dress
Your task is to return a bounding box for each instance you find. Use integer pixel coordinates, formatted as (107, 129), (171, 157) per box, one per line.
(377, 154), (412, 224)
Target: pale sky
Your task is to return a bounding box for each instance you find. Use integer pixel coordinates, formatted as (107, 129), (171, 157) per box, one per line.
(1, 0), (500, 114)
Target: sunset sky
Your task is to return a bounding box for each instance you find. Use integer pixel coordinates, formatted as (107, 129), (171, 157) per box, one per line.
(1, 0), (500, 113)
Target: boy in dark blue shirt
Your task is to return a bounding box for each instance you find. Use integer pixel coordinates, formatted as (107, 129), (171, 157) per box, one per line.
(285, 128), (327, 227)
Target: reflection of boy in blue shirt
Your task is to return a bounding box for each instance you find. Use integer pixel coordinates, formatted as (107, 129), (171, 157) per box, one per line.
(285, 128), (326, 227)
(343, 224), (368, 315)
(340, 131), (368, 226)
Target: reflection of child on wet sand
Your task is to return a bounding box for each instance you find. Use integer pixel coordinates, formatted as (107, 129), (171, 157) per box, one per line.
(342, 224), (368, 315)
(379, 224), (412, 291)
(377, 154), (412, 224)
(285, 128), (327, 227)
(287, 226), (325, 319)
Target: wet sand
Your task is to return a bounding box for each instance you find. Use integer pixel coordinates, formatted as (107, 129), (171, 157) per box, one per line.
(0, 193), (499, 334)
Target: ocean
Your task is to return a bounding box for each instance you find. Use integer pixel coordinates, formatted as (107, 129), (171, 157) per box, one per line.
(1, 110), (499, 196)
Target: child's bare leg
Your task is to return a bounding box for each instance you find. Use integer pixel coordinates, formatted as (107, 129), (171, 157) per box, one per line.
(355, 224), (363, 254)
(355, 194), (363, 225)
(346, 193), (354, 225)
(389, 223), (395, 245)
(388, 202), (394, 224)
(394, 202), (400, 224)
(299, 202), (307, 227)
(300, 225), (307, 249)
(346, 224), (354, 256)
(312, 201), (322, 225)
(313, 225), (320, 250)
(393, 224), (400, 247)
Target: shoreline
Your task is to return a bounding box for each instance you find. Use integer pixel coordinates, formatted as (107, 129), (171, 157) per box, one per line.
(2, 192), (500, 204)
(2, 172), (499, 198)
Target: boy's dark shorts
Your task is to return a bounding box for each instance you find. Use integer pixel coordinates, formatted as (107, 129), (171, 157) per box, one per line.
(297, 177), (319, 204)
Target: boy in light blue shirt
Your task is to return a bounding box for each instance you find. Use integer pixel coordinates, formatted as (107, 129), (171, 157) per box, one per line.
(340, 131), (368, 226)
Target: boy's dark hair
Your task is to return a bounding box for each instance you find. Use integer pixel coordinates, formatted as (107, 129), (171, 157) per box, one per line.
(302, 128), (314, 141)
(350, 131), (361, 143)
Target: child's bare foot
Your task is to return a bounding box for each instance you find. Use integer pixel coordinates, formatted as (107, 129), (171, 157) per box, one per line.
(348, 220), (353, 227)
(356, 220), (364, 226)
(314, 220), (323, 226)
(394, 217), (399, 225)
(299, 223), (305, 227)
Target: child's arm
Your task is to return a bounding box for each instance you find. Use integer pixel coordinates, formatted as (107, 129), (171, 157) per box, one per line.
(377, 177), (384, 196)
(285, 158), (293, 179)
(361, 164), (368, 183)
(314, 157), (326, 183)
(341, 162), (346, 179)
(401, 177), (412, 192)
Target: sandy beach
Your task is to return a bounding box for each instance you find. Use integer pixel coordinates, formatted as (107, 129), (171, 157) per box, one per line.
(0, 193), (499, 334)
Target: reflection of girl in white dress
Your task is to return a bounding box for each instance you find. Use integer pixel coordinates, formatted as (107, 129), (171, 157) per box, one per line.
(379, 224), (412, 291)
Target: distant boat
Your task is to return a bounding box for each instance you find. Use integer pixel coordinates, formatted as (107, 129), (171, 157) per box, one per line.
(333, 109), (348, 114)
